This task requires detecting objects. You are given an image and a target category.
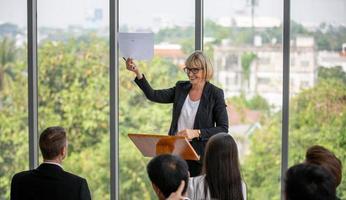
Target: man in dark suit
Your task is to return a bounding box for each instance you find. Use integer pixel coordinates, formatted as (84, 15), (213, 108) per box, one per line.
(11, 126), (91, 200)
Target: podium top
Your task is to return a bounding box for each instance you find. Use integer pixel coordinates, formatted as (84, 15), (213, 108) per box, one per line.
(128, 133), (200, 161)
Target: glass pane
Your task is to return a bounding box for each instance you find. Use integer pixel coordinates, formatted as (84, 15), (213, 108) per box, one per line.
(0, 1), (28, 199)
(290, 0), (346, 198)
(205, 0), (283, 199)
(37, 1), (110, 199)
(119, 0), (194, 198)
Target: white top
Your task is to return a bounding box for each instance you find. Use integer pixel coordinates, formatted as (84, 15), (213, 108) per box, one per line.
(177, 95), (200, 132)
(187, 175), (247, 200)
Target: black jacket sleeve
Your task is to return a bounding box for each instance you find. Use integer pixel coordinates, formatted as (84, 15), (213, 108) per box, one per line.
(10, 174), (19, 200)
(79, 178), (91, 200)
(134, 74), (175, 103)
(200, 88), (229, 139)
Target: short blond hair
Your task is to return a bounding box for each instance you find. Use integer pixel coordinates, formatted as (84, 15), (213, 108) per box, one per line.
(185, 50), (213, 81)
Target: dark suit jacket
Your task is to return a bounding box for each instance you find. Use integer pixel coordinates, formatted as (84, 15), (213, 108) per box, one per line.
(135, 75), (229, 159)
(11, 163), (91, 200)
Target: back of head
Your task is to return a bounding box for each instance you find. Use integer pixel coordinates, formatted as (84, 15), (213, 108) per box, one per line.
(39, 126), (67, 160)
(305, 145), (342, 186)
(147, 154), (189, 198)
(285, 163), (337, 200)
(203, 133), (243, 200)
(185, 50), (213, 81)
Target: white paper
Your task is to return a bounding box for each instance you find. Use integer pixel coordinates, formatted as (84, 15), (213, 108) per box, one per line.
(118, 32), (154, 60)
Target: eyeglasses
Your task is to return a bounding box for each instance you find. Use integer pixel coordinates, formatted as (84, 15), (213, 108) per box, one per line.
(183, 67), (204, 74)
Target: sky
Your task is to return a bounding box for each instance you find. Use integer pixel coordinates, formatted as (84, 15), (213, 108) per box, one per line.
(0, 0), (345, 28)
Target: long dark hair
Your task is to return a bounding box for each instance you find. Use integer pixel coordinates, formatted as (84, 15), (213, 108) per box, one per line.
(203, 133), (244, 200)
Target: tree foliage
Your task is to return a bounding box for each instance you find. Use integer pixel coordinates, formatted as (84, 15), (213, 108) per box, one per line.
(240, 52), (257, 92)
(318, 66), (346, 84)
(0, 37), (28, 199)
(243, 79), (346, 199)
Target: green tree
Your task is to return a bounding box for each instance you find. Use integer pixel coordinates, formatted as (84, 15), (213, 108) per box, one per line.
(243, 79), (346, 199)
(0, 38), (28, 199)
(318, 66), (346, 84)
(314, 25), (346, 51)
(0, 37), (16, 92)
(240, 52), (257, 93)
(155, 26), (194, 45)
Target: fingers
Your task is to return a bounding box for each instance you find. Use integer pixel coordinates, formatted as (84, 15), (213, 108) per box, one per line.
(177, 130), (190, 138)
(125, 58), (136, 71)
(126, 58), (133, 66)
(166, 181), (185, 200)
(177, 132), (185, 137)
(176, 180), (185, 194)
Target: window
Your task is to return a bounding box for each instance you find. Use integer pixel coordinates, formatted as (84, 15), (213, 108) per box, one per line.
(37, 1), (110, 199)
(119, 0), (194, 198)
(3, 1), (345, 199)
(205, 0), (283, 199)
(290, 1), (346, 199)
(226, 54), (239, 70)
(0, 1), (28, 199)
(300, 60), (309, 67)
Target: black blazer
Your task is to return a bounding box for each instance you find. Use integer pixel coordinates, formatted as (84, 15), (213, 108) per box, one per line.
(135, 75), (229, 159)
(11, 163), (91, 200)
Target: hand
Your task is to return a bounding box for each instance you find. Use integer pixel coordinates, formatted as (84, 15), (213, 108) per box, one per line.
(125, 58), (142, 79)
(166, 181), (187, 200)
(177, 129), (199, 140)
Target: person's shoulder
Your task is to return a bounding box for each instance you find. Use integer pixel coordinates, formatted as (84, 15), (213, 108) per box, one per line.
(176, 80), (190, 86)
(12, 170), (34, 180)
(207, 82), (223, 92)
(11, 170), (36, 185)
(187, 175), (207, 199)
(190, 175), (205, 181)
(206, 82), (224, 97)
(175, 81), (191, 90)
(61, 170), (88, 183)
(189, 175), (205, 186)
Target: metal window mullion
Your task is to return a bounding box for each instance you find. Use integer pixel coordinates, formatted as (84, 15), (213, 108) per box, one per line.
(281, 0), (290, 198)
(110, 0), (119, 199)
(195, 0), (203, 50)
(28, 0), (39, 170)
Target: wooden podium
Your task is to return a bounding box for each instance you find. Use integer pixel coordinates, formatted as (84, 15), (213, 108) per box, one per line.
(128, 133), (200, 160)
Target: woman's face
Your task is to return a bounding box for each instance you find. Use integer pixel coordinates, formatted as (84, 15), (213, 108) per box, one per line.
(184, 63), (205, 85)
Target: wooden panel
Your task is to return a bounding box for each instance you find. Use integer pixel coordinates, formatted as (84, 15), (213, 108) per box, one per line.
(128, 133), (200, 160)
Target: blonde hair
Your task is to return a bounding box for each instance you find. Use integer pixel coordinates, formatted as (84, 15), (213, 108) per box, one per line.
(185, 50), (213, 81)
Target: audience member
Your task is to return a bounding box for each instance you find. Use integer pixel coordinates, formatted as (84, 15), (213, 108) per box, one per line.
(305, 145), (342, 187)
(187, 132), (246, 200)
(285, 163), (337, 200)
(166, 181), (188, 200)
(147, 154), (189, 200)
(11, 126), (91, 200)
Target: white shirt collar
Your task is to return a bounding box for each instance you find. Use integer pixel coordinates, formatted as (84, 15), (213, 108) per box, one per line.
(43, 161), (63, 169)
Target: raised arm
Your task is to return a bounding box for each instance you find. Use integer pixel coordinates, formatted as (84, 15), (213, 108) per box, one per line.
(125, 58), (175, 103)
(134, 75), (175, 103)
